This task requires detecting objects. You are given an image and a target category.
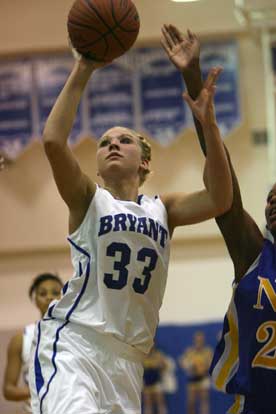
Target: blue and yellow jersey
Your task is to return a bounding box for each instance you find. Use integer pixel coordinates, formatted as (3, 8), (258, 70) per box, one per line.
(210, 234), (276, 414)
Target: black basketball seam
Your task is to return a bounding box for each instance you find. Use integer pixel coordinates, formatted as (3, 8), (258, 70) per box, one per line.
(110, 0), (138, 32)
(84, 0), (112, 31)
(69, 20), (125, 57)
(68, 20), (105, 35)
(85, 0), (127, 51)
(68, 20), (109, 60)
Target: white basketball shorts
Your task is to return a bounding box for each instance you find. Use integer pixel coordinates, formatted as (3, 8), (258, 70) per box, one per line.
(29, 319), (144, 414)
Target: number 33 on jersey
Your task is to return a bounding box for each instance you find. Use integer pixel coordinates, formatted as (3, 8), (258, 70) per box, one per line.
(44, 186), (170, 355)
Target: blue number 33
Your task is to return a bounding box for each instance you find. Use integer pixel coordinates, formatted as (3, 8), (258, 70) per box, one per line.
(104, 242), (158, 294)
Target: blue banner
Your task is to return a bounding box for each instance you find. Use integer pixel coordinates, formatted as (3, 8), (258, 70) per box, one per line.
(200, 41), (240, 137)
(137, 48), (186, 145)
(0, 61), (33, 158)
(87, 62), (135, 139)
(148, 322), (234, 414)
(0, 40), (240, 157)
(34, 56), (83, 145)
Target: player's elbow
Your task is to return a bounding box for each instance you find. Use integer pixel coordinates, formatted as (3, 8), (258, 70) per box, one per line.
(42, 135), (64, 157)
(3, 385), (13, 400)
(42, 130), (58, 146)
(215, 193), (233, 216)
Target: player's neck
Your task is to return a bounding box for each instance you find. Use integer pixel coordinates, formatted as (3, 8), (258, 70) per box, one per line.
(104, 179), (139, 202)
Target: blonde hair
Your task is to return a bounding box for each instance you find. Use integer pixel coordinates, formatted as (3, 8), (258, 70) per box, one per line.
(130, 130), (152, 185)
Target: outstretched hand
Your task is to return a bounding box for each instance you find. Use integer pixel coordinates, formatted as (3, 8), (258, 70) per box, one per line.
(161, 24), (200, 71)
(183, 67), (222, 126)
(69, 38), (111, 71)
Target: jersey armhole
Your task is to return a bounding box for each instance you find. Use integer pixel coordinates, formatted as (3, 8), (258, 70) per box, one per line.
(68, 184), (100, 239)
(234, 252), (261, 287)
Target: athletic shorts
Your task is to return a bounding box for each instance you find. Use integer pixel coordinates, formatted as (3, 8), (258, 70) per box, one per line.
(29, 319), (144, 414)
(187, 376), (210, 391)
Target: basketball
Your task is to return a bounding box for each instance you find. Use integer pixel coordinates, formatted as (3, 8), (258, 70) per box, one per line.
(67, 0), (140, 62)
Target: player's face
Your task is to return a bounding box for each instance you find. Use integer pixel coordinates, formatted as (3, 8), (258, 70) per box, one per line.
(96, 127), (146, 183)
(34, 280), (62, 315)
(265, 183), (276, 236)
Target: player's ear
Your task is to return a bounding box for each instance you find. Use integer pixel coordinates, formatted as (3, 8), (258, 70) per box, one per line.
(140, 158), (149, 171)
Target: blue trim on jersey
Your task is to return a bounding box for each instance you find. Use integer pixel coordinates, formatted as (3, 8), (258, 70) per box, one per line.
(38, 240), (92, 413)
(66, 238), (91, 321)
(67, 237), (91, 258)
(34, 321), (44, 394)
(137, 194), (143, 205)
(48, 304), (55, 318)
(39, 320), (69, 414)
(79, 261), (83, 277)
(62, 281), (69, 295)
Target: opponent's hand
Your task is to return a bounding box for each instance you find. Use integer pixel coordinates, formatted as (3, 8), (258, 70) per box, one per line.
(161, 24), (200, 71)
(183, 67), (222, 126)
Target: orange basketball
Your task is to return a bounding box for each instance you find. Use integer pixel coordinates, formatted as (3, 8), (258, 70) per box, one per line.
(67, 0), (140, 62)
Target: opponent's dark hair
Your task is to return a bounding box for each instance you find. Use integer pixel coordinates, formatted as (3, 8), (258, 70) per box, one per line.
(29, 273), (63, 299)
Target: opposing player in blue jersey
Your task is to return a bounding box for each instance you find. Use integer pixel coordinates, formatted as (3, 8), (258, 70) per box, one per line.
(28, 50), (232, 414)
(161, 24), (276, 414)
(3, 273), (63, 413)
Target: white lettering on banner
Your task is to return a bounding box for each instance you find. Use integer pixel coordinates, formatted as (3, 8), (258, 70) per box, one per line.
(0, 120), (30, 130)
(92, 113), (131, 125)
(217, 83), (234, 93)
(144, 88), (180, 99)
(143, 108), (182, 122)
(215, 103), (235, 113)
(0, 101), (29, 110)
(142, 65), (177, 77)
(91, 94), (132, 105)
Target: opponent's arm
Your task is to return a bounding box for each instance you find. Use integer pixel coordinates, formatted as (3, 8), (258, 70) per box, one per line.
(161, 24), (263, 281)
(161, 66), (233, 237)
(2, 333), (30, 401)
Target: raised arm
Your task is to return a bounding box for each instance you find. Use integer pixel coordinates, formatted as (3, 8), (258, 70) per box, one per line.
(161, 65), (233, 235)
(161, 24), (263, 281)
(42, 57), (105, 233)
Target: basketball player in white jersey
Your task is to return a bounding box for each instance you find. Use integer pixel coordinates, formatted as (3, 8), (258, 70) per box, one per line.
(28, 51), (233, 414)
(3, 273), (63, 413)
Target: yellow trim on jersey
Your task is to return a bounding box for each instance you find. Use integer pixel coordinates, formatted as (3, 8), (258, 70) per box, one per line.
(227, 395), (244, 414)
(214, 300), (239, 390)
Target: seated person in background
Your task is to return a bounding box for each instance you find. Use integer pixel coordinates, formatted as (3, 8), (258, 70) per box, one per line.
(179, 331), (213, 414)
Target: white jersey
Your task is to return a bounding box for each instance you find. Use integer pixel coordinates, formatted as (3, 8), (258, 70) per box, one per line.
(45, 187), (170, 354)
(22, 323), (36, 413)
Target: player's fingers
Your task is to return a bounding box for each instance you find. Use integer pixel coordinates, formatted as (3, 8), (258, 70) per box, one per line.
(168, 24), (183, 42)
(212, 66), (223, 84)
(208, 85), (217, 99)
(160, 35), (171, 52)
(162, 24), (176, 48)
(182, 92), (194, 108)
(187, 29), (194, 41)
(204, 67), (220, 89)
